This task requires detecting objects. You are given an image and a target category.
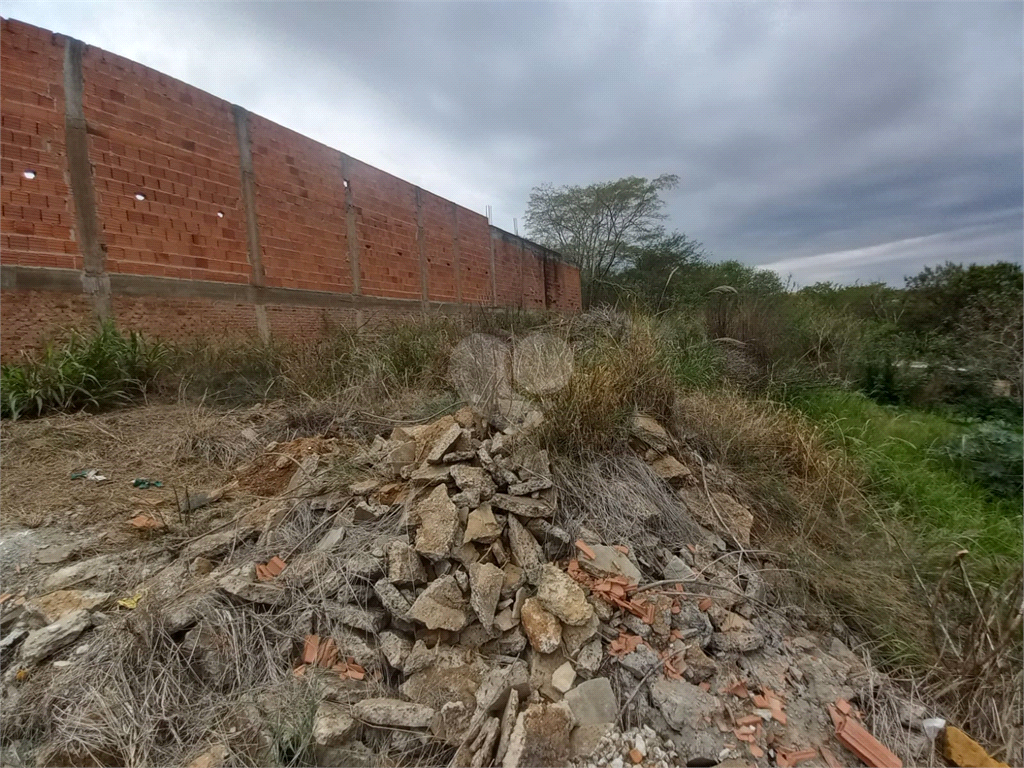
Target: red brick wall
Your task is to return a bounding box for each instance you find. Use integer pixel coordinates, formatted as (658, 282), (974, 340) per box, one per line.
(0, 290), (93, 352)
(79, 42), (250, 284)
(249, 116), (351, 293)
(0, 21), (80, 271)
(0, 17), (581, 358)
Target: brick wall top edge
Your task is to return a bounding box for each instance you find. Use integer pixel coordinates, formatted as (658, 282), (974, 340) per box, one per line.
(489, 225), (573, 267)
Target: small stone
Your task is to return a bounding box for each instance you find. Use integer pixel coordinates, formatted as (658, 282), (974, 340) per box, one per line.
(353, 698), (436, 729)
(191, 556), (216, 575)
(494, 608), (517, 632)
(520, 597), (561, 654)
(35, 544), (77, 565)
(24, 590), (111, 624)
(534, 563), (594, 627)
(349, 478), (381, 495)
(551, 661), (576, 693)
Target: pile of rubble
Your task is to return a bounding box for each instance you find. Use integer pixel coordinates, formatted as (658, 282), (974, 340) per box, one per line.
(1, 405), (940, 768)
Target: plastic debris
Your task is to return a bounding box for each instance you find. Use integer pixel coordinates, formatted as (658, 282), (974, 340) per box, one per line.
(71, 469), (107, 482)
(943, 725), (1009, 768)
(117, 594), (142, 609)
(132, 478), (163, 489)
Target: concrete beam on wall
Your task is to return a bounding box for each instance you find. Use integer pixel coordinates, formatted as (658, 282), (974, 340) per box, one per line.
(0, 265), (486, 314)
(62, 37), (110, 322)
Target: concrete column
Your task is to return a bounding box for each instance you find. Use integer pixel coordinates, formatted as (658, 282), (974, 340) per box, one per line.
(488, 228), (498, 307)
(415, 187), (428, 309)
(452, 202), (463, 304)
(340, 153), (361, 296)
(230, 105), (269, 342)
(63, 38), (111, 322)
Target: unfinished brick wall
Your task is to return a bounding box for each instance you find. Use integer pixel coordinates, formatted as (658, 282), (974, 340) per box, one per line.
(0, 18), (581, 360)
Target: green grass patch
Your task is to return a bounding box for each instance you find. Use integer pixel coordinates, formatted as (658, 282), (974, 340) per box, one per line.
(789, 387), (1023, 565)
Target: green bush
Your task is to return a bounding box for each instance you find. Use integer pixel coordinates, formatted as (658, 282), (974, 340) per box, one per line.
(934, 420), (1024, 499)
(1, 322), (170, 420)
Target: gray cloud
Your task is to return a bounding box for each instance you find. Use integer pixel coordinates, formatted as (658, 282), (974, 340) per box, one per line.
(6, 0), (1022, 286)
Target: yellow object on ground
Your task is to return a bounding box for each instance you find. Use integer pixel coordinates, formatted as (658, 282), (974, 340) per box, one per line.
(943, 726), (1009, 768)
(116, 593), (142, 609)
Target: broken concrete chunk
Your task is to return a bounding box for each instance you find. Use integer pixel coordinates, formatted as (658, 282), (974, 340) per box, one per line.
(41, 554), (121, 593)
(551, 662), (576, 693)
(506, 515), (543, 571)
(409, 575), (469, 631)
(334, 604), (388, 634)
(563, 677), (617, 726)
(535, 563), (594, 627)
(619, 643), (661, 680)
(378, 630), (413, 669)
(349, 478), (381, 496)
(495, 687), (520, 764)
(316, 526), (347, 552)
(383, 440), (418, 475)
(650, 455), (692, 485)
(649, 678), (723, 762)
(464, 504), (503, 544)
(662, 555), (697, 583)
(501, 701), (575, 768)
(426, 423), (464, 464)
(576, 638), (603, 675)
(340, 553), (384, 582)
(20, 609), (90, 664)
(490, 493), (553, 519)
(452, 465), (497, 499)
(468, 562), (504, 630)
(520, 597), (561, 654)
(507, 477), (553, 495)
(353, 698), (436, 729)
(218, 567), (288, 606)
(313, 700), (357, 748)
(25, 590), (111, 624)
(386, 540), (429, 586)
(577, 544), (643, 584)
(414, 485), (461, 561)
(631, 414), (670, 450)
(407, 463), (454, 485)
(561, 612), (599, 656)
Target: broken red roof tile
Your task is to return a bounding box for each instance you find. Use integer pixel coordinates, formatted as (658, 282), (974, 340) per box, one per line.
(836, 698), (851, 715)
(819, 746), (843, 768)
(699, 682), (711, 692)
(613, 544), (629, 554)
(749, 744), (764, 758)
(302, 635), (320, 666)
(776, 748), (819, 768)
(831, 705), (902, 767)
(628, 748), (643, 764)
(575, 540), (596, 560)
(735, 714), (763, 727)
(698, 597), (713, 611)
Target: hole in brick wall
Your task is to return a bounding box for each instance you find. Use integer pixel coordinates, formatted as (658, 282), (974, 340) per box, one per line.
(23, 170), (37, 179)
(135, 192), (146, 201)
(217, 211), (224, 218)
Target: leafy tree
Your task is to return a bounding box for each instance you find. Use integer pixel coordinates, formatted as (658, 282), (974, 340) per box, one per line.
(523, 175), (680, 302)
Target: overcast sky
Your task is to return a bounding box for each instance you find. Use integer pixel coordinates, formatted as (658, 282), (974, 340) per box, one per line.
(7, 1), (1022, 286)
